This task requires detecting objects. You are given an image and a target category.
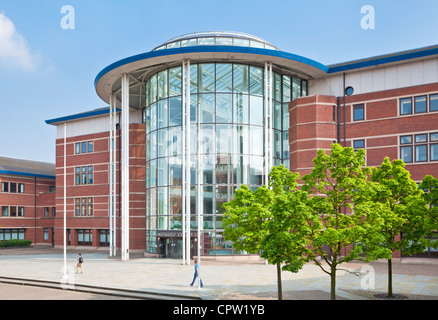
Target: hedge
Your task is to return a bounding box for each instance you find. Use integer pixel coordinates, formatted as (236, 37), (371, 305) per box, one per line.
(0, 239), (32, 248)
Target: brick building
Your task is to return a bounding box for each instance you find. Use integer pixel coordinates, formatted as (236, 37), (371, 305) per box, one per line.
(44, 32), (438, 260)
(0, 156), (56, 246)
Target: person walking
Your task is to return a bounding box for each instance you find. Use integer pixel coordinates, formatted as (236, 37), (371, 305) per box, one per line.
(190, 260), (203, 288)
(76, 253), (84, 274)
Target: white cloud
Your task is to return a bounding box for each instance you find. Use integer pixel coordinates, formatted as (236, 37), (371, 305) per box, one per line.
(0, 12), (39, 71)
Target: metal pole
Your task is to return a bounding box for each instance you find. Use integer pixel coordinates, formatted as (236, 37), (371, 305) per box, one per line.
(186, 60), (191, 266)
(63, 123), (67, 279)
(121, 74), (130, 261)
(109, 95), (113, 257)
(264, 62), (269, 186)
(113, 96), (117, 257)
(182, 60), (187, 265)
(269, 62), (273, 174)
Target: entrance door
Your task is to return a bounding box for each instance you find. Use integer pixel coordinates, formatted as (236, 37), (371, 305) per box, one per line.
(159, 238), (183, 259)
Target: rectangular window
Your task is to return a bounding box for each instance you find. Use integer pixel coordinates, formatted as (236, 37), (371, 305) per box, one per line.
(414, 96), (427, 113)
(77, 230), (93, 246)
(430, 94), (438, 112)
(43, 228), (49, 241)
(75, 143), (81, 154)
(415, 134), (427, 143)
(18, 183), (24, 193)
(431, 144), (438, 161)
(88, 141), (94, 153)
(1, 182), (8, 192)
(76, 141), (94, 154)
(99, 230), (110, 247)
(75, 198), (93, 217)
(52, 207), (56, 217)
(415, 145), (427, 162)
(400, 135), (412, 144)
(10, 183), (17, 193)
(430, 133), (438, 142)
(400, 98), (412, 115)
(2, 206), (8, 217)
(18, 207), (24, 217)
(353, 104), (365, 121)
(400, 146), (413, 163)
(10, 207), (17, 217)
(76, 166), (93, 185)
(353, 140), (365, 149)
(44, 207), (49, 217)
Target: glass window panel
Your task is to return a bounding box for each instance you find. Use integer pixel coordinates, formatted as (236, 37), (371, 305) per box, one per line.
(249, 66), (263, 95)
(250, 41), (264, 48)
(169, 187), (182, 216)
(169, 97), (182, 126)
(282, 131), (289, 160)
(415, 134), (427, 143)
(216, 94), (233, 123)
(233, 155), (249, 185)
(283, 75), (291, 102)
(233, 125), (249, 155)
(400, 98), (412, 115)
(234, 38), (249, 47)
(430, 94), (438, 112)
(400, 146), (412, 163)
(283, 103), (289, 131)
(198, 37), (215, 45)
(203, 186), (214, 215)
(81, 142), (87, 153)
(216, 37), (233, 45)
(190, 64), (198, 94)
(354, 140), (365, 149)
(150, 74), (158, 103)
(250, 126), (264, 156)
(216, 186), (229, 215)
(415, 145), (427, 162)
(430, 133), (438, 142)
(353, 104), (365, 121)
(190, 95), (198, 124)
(88, 141), (93, 153)
(190, 155), (197, 185)
(274, 102), (282, 130)
(157, 100), (168, 129)
(150, 160), (157, 187)
(202, 155), (215, 184)
(157, 129), (168, 158)
(216, 124), (232, 154)
(166, 41), (180, 49)
(199, 64), (215, 93)
(250, 156), (264, 186)
(302, 80), (307, 96)
(233, 94), (249, 124)
(274, 130), (282, 159)
(216, 64), (233, 92)
(150, 131), (157, 159)
(274, 73), (281, 102)
(216, 155), (231, 184)
(181, 38), (197, 47)
(150, 103), (157, 131)
(169, 126), (182, 156)
(2, 206), (8, 217)
(75, 143), (81, 154)
(157, 187), (168, 216)
(201, 124), (215, 155)
(292, 77), (301, 100)
(431, 144), (438, 161)
(145, 107), (151, 133)
(249, 95), (263, 126)
(169, 67), (182, 97)
(157, 158), (168, 187)
(158, 70), (168, 100)
(233, 65), (249, 94)
(414, 96), (427, 113)
(400, 135), (412, 144)
(199, 93), (215, 123)
(146, 161), (151, 188)
(169, 156), (182, 185)
(190, 124), (198, 155)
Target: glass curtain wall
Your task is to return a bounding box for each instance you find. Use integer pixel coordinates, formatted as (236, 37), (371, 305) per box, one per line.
(143, 63), (307, 256)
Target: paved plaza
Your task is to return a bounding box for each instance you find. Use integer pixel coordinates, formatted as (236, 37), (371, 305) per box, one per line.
(0, 247), (437, 300)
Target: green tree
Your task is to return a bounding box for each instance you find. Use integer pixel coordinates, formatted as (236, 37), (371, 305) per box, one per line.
(300, 143), (388, 300)
(223, 165), (308, 300)
(370, 158), (430, 297)
(418, 175), (438, 249)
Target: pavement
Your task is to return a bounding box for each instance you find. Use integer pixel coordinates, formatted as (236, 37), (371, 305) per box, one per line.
(0, 247), (437, 300)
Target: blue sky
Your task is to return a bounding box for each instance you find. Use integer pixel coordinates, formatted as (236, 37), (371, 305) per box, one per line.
(0, 0), (438, 163)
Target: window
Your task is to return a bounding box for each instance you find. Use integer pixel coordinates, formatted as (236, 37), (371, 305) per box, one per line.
(75, 166), (94, 185)
(18, 183), (24, 193)
(75, 141), (94, 154)
(44, 207), (49, 217)
(430, 94), (438, 112)
(77, 230), (93, 246)
(414, 96), (427, 113)
(414, 134), (428, 162)
(353, 104), (365, 121)
(400, 146), (413, 163)
(353, 140), (365, 149)
(1, 182), (8, 192)
(18, 207), (24, 217)
(99, 230), (110, 247)
(10, 183), (17, 193)
(400, 98), (412, 115)
(43, 228), (49, 241)
(74, 198), (94, 216)
(430, 133), (438, 161)
(0, 229), (25, 241)
(2, 206), (8, 217)
(52, 207), (56, 217)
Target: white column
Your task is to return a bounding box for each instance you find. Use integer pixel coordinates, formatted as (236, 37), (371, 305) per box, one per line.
(109, 95), (114, 257)
(185, 60), (191, 266)
(121, 74), (130, 261)
(63, 123), (67, 279)
(182, 61), (187, 265)
(264, 62), (273, 185)
(112, 94), (117, 257)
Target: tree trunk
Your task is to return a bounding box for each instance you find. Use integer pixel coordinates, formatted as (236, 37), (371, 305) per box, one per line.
(387, 258), (393, 297)
(276, 262), (283, 300)
(330, 262), (337, 300)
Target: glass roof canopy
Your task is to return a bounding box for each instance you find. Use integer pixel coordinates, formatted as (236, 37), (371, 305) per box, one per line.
(153, 31), (280, 52)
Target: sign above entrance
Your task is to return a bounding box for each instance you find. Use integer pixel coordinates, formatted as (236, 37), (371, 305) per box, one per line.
(158, 230), (197, 238)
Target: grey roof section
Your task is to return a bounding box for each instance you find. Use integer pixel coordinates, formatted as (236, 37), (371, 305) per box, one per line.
(0, 156), (55, 179)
